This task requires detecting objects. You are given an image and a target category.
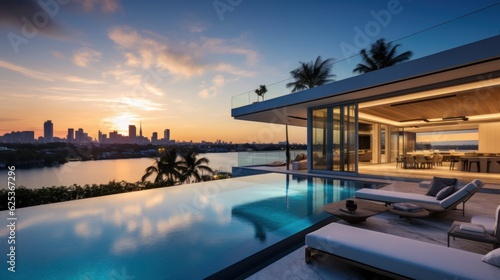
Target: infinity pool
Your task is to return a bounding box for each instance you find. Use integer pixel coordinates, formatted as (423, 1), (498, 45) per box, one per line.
(0, 173), (382, 279)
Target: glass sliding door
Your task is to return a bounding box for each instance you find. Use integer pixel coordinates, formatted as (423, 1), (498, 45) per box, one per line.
(332, 107), (340, 171)
(380, 125), (387, 163)
(312, 109), (328, 170)
(344, 104), (357, 172)
(311, 103), (357, 173)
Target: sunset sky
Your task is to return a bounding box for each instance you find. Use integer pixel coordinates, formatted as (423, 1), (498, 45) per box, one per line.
(1, 0), (499, 143)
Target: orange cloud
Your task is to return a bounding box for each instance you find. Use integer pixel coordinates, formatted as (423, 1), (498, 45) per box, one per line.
(72, 47), (102, 68)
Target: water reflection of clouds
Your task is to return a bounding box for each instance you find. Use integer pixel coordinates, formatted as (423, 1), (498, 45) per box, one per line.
(1, 175), (291, 258)
(75, 221), (102, 238)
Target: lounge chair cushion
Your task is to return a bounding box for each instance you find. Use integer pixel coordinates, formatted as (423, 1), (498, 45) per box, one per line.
(426, 177), (457, 196)
(482, 248), (500, 268)
(439, 182), (477, 208)
(306, 223), (500, 279)
(436, 186), (454, 200)
(293, 153), (306, 161)
(355, 188), (440, 205)
(471, 215), (496, 235)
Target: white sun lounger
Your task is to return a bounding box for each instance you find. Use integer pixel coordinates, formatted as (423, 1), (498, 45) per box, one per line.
(355, 179), (483, 216)
(305, 223), (500, 280)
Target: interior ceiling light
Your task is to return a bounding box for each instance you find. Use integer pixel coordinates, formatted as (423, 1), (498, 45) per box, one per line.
(441, 116), (468, 121)
(399, 118), (429, 123)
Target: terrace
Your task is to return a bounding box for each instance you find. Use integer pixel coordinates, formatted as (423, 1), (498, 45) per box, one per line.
(230, 7), (500, 278)
(246, 178), (499, 279)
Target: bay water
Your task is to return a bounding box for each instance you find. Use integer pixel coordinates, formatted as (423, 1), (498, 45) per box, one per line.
(0, 150), (305, 188)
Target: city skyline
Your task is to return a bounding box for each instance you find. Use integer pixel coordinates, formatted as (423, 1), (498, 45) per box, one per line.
(0, 119), (173, 144)
(1, 1), (498, 143)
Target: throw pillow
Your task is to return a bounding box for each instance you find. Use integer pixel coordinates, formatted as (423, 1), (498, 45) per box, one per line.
(482, 248), (500, 268)
(436, 186), (454, 200)
(426, 177), (457, 197)
(294, 154), (303, 161)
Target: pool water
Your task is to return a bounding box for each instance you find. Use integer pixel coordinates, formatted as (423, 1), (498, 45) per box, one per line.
(0, 173), (382, 279)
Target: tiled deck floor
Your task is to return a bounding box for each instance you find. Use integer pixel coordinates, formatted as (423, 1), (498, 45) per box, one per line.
(246, 179), (500, 279)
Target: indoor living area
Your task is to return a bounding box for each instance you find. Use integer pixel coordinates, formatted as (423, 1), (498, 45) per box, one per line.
(354, 82), (500, 180)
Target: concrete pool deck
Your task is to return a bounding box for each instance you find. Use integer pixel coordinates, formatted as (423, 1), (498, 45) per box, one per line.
(246, 180), (500, 279)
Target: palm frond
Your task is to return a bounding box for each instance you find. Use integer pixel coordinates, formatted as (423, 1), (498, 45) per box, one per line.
(353, 38), (412, 73)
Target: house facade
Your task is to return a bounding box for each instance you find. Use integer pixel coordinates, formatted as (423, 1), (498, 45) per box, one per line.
(232, 35), (500, 176)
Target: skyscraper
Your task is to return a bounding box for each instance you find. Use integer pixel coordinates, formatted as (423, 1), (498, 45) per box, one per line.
(67, 128), (74, 142)
(75, 128), (84, 142)
(44, 120), (53, 142)
(129, 125), (137, 142)
(139, 121), (143, 137)
(164, 129), (170, 141)
(152, 132), (158, 143)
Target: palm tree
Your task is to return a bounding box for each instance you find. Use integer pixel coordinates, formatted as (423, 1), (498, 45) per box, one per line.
(141, 157), (167, 183)
(141, 148), (184, 185)
(286, 56), (335, 93)
(180, 150), (213, 183)
(254, 85), (268, 101)
(353, 39), (413, 74)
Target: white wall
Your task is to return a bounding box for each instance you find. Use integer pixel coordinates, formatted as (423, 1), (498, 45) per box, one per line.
(478, 122), (500, 153)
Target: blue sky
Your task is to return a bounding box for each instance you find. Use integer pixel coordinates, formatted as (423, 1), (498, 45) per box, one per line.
(0, 0), (499, 143)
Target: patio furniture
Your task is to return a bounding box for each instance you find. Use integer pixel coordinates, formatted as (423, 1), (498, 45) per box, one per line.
(305, 223), (500, 280)
(291, 153), (308, 170)
(448, 221), (499, 249)
(456, 204), (500, 249)
(388, 203), (430, 221)
(471, 205), (500, 236)
(355, 179), (483, 216)
(323, 198), (387, 224)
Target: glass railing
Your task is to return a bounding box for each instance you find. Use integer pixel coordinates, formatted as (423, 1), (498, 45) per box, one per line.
(238, 150), (307, 166)
(231, 4), (500, 109)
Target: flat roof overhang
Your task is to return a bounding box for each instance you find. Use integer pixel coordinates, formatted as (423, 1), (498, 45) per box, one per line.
(231, 35), (500, 129)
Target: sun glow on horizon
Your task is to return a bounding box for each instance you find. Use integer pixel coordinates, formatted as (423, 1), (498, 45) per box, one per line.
(101, 113), (140, 136)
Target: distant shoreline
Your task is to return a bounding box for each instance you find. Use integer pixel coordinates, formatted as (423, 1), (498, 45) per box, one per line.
(0, 142), (306, 170)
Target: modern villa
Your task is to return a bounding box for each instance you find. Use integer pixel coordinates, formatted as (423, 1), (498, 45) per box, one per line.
(227, 34), (500, 279)
(232, 35), (500, 178)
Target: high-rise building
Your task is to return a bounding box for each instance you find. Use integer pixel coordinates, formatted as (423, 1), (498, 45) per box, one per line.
(152, 132), (158, 143)
(98, 130), (103, 143)
(139, 121), (143, 137)
(164, 129), (170, 141)
(129, 125), (137, 140)
(67, 128), (74, 142)
(75, 128), (84, 142)
(0, 131), (35, 143)
(44, 120), (53, 142)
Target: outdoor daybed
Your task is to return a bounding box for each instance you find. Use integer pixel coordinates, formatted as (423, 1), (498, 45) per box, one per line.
(355, 179), (483, 216)
(291, 153), (307, 170)
(305, 223), (500, 280)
